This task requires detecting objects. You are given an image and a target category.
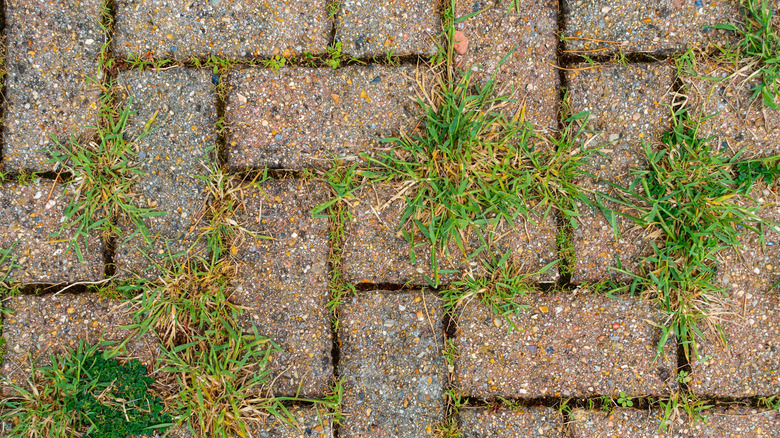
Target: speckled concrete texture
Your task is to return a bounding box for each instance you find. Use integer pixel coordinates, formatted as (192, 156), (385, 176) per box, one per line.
(567, 63), (673, 283)
(231, 180), (332, 397)
(114, 68), (215, 278)
(339, 290), (445, 437)
(454, 0), (559, 132)
(459, 406), (563, 437)
(0, 181), (104, 283)
(3, 0), (102, 172)
(683, 61), (780, 160)
(1, 293), (156, 396)
(563, 0), (741, 55)
(226, 65), (420, 170)
(455, 290), (678, 398)
(342, 184), (559, 286)
(335, 0), (441, 57)
(113, 0), (331, 60)
(570, 407), (780, 437)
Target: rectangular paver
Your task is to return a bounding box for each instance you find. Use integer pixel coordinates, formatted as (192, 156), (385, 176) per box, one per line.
(231, 180), (333, 397)
(563, 0), (741, 55)
(114, 68), (216, 278)
(1, 293), (155, 395)
(567, 63), (674, 283)
(226, 65), (420, 170)
(459, 406), (563, 437)
(0, 181), (104, 283)
(455, 0), (559, 132)
(455, 290), (678, 398)
(339, 290), (446, 437)
(342, 184), (559, 286)
(335, 0), (440, 57)
(114, 0), (331, 60)
(3, 0), (102, 172)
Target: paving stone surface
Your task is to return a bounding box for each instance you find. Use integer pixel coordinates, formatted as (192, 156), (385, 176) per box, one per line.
(567, 63), (674, 283)
(691, 186), (780, 397)
(3, 0), (102, 172)
(454, 0), (559, 132)
(459, 406), (563, 437)
(683, 61), (780, 160)
(113, 0), (331, 60)
(339, 290), (445, 438)
(335, 0), (441, 57)
(0, 181), (104, 283)
(455, 289), (678, 399)
(342, 184), (559, 286)
(570, 407), (780, 437)
(1, 293), (156, 396)
(226, 65), (420, 170)
(563, 0), (741, 56)
(114, 68), (215, 278)
(231, 180), (332, 397)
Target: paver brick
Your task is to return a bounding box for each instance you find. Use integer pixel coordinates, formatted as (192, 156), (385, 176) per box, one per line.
(342, 184), (559, 286)
(1, 293), (155, 395)
(113, 0), (331, 60)
(683, 61), (780, 160)
(226, 65), (420, 170)
(567, 63), (673, 283)
(0, 181), (104, 283)
(455, 0), (559, 132)
(3, 0), (102, 172)
(563, 0), (741, 56)
(339, 290), (445, 438)
(231, 180), (332, 397)
(455, 290), (677, 399)
(114, 68), (216, 278)
(459, 406), (563, 438)
(335, 0), (441, 57)
(570, 407), (780, 437)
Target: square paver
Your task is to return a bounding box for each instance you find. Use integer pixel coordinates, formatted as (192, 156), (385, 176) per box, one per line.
(114, 68), (216, 278)
(226, 65), (420, 170)
(567, 63), (674, 283)
(455, 0), (559, 132)
(113, 0), (331, 60)
(339, 290), (446, 438)
(3, 0), (102, 172)
(459, 406), (563, 437)
(1, 293), (155, 395)
(231, 180), (333, 397)
(0, 181), (104, 283)
(335, 0), (441, 57)
(342, 184), (560, 286)
(455, 290), (678, 398)
(563, 0), (741, 56)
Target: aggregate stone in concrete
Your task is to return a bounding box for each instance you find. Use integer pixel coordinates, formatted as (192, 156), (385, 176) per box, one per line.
(335, 0), (441, 57)
(231, 180), (332, 397)
(454, 0), (559, 132)
(570, 407), (780, 437)
(342, 184), (559, 286)
(691, 187), (779, 397)
(683, 61), (780, 160)
(3, 0), (102, 172)
(114, 68), (215, 278)
(567, 63), (674, 283)
(113, 0), (331, 60)
(1, 293), (156, 395)
(455, 289), (677, 399)
(459, 406), (563, 438)
(339, 290), (446, 437)
(563, 0), (741, 56)
(226, 65), (420, 170)
(0, 181), (104, 283)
